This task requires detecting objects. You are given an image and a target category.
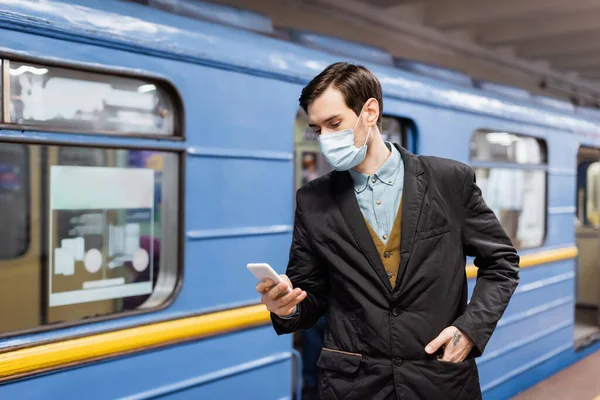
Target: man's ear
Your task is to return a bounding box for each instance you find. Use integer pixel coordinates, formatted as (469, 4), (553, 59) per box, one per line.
(364, 98), (379, 128)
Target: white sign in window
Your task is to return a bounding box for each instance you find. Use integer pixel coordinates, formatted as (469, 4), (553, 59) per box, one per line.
(49, 166), (155, 307)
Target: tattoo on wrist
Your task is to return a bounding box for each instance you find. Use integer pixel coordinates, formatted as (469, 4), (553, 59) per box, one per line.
(452, 330), (462, 347)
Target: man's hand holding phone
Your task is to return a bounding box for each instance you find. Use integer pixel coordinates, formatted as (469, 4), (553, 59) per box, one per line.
(256, 275), (307, 317)
(248, 263), (307, 317)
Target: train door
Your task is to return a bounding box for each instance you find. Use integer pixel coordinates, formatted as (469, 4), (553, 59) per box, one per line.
(292, 107), (412, 398)
(574, 146), (600, 348)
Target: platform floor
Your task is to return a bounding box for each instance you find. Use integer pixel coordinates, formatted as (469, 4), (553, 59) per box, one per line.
(512, 349), (600, 400)
(575, 308), (600, 347)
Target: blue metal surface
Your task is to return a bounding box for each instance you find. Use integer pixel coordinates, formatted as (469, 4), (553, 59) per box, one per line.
(533, 95), (575, 113)
(394, 58), (473, 87)
(0, 327), (293, 400)
(576, 107), (600, 121)
(147, 0), (274, 34)
(1, 1), (600, 134)
(121, 352), (292, 399)
(287, 29), (395, 66)
(466, 257), (578, 398)
(0, 1), (598, 399)
(186, 225), (293, 240)
(474, 80), (532, 100)
(186, 147), (294, 161)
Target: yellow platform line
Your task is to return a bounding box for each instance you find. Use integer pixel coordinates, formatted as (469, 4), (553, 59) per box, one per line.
(465, 246), (578, 279)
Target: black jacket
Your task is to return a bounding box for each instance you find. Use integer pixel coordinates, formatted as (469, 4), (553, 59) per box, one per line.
(271, 145), (520, 400)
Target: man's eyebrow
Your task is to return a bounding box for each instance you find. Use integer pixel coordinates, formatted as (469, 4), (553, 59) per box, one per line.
(308, 114), (341, 127)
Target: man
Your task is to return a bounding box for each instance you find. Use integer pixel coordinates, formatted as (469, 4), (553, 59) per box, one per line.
(256, 62), (519, 400)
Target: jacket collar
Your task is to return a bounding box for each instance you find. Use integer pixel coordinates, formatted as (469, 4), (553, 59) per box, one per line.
(333, 144), (426, 295)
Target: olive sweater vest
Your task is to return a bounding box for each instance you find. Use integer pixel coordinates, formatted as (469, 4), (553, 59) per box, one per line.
(363, 200), (402, 288)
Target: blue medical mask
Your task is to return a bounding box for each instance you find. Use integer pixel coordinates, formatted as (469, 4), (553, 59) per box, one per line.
(318, 111), (371, 171)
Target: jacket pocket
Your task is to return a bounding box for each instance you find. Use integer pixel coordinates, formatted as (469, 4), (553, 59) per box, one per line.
(434, 357), (472, 367)
(410, 358), (481, 400)
(317, 348), (362, 373)
(415, 223), (450, 241)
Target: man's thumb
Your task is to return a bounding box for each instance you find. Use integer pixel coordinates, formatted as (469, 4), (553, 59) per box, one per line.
(425, 329), (450, 354)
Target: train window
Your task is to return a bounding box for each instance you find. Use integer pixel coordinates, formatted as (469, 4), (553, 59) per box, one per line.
(470, 131), (547, 164)
(293, 107), (407, 190)
(0, 143), (29, 259)
(470, 130), (547, 249)
(381, 116), (404, 145)
(0, 142), (180, 335)
(586, 162), (600, 226)
(6, 60), (178, 136)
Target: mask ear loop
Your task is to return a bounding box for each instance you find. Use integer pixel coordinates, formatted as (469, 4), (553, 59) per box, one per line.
(363, 126), (371, 148)
(356, 110), (371, 148)
(354, 103), (373, 147)
(352, 111), (362, 131)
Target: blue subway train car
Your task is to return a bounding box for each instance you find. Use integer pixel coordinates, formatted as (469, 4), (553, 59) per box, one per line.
(0, 1), (598, 399)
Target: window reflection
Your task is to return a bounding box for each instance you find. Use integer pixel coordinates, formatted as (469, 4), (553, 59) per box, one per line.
(381, 116), (403, 144)
(475, 168), (546, 248)
(587, 162), (600, 226)
(471, 130), (547, 249)
(9, 62), (176, 135)
(0, 143), (29, 259)
(471, 131), (547, 164)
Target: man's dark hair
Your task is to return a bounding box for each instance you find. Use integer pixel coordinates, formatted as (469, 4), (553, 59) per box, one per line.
(299, 62), (383, 126)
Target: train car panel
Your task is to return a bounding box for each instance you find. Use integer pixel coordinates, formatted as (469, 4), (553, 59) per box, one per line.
(153, 361), (292, 400)
(182, 69), (301, 152)
(483, 296), (573, 355)
(479, 324), (573, 390)
(182, 235), (294, 309)
(0, 326), (292, 399)
(546, 214), (578, 248)
(184, 157), (293, 230)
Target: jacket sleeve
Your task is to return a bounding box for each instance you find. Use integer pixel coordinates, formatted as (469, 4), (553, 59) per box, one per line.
(452, 166), (520, 357)
(270, 190), (329, 334)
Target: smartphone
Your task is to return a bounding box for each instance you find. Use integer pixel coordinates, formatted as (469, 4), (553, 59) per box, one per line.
(247, 263), (291, 294)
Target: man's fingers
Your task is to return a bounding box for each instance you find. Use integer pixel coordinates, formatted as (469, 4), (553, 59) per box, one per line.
(255, 279), (274, 294)
(256, 274), (302, 317)
(267, 282), (291, 300)
(262, 288), (306, 314)
(430, 327), (472, 362)
(280, 274), (292, 287)
(425, 328), (452, 354)
(438, 346), (466, 363)
(275, 288), (304, 307)
(273, 289), (307, 315)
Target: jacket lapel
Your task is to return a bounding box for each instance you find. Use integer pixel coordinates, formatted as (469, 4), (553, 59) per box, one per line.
(333, 171), (392, 293)
(395, 145), (427, 289)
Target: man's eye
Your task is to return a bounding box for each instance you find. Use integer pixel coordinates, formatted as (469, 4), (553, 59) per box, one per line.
(331, 122), (340, 128)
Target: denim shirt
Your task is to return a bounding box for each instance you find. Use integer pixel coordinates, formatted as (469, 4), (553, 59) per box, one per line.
(348, 142), (404, 244)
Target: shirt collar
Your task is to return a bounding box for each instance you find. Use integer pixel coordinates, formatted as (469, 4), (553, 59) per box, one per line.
(349, 142), (402, 193)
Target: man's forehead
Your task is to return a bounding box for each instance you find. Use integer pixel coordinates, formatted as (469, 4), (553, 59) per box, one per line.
(307, 88), (347, 125)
